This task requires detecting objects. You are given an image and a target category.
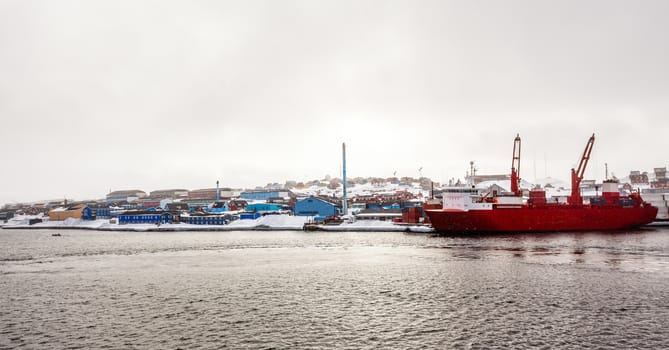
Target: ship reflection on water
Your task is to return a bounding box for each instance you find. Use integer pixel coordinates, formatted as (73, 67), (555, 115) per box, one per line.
(433, 228), (668, 273)
(1, 228), (668, 349)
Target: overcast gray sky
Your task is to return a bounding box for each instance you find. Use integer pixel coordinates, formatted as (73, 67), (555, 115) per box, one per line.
(1, 0), (668, 204)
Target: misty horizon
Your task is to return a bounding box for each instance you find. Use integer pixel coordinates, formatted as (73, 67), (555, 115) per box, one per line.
(1, 1), (667, 204)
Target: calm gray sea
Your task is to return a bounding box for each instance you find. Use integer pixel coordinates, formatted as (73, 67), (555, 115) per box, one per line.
(1, 228), (668, 349)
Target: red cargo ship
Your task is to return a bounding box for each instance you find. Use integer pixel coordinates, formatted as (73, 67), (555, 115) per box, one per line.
(425, 134), (658, 233)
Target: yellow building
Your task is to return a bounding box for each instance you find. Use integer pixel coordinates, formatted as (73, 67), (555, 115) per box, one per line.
(49, 204), (93, 221)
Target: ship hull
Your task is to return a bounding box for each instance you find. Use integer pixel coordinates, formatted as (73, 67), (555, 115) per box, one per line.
(425, 205), (659, 233)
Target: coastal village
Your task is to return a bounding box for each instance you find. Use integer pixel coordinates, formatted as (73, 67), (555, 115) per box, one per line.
(1, 165), (668, 230)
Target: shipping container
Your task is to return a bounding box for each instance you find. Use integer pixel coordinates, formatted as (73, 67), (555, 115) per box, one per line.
(496, 196), (524, 205)
(590, 197), (606, 205)
(618, 199), (634, 207)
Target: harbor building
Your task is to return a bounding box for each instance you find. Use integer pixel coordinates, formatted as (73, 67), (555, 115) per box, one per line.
(240, 212), (261, 220)
(184, 187), (238, 210)
(90, 205), (111, 219)
(117, 211), (175, 224)
(106, 190), (147, 203)
(294, 196), (339, 218)
(49, 204), (93, 221)
(148, 189), (189, 199)
(245, 203), (284, 213)
(180, 213), (231, 225)
(240, 190), (292, 201)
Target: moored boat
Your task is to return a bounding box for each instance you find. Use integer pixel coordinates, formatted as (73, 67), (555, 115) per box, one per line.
(425, 134), (659, 233)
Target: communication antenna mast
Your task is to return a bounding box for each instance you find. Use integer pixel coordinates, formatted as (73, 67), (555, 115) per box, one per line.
(342, 143), (347, 216)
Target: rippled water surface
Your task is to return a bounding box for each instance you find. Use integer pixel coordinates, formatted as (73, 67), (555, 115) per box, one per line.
(1, 228), (668, 349)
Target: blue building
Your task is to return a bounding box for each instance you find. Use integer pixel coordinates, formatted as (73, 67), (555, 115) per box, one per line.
(181, 215), (228, 225)
(294, 196), (339, 218)
(240, 190), (291, 201)
(93, 207), (111, 219)
(0, 211), (14, 222)
(240, 212), (261, 220)
(366, 202), (402, 210)
(118, 211), (175, 224)
(81, 207), (94, 220)
(205, 201), (228, 213)
(245, 203), (283, 212)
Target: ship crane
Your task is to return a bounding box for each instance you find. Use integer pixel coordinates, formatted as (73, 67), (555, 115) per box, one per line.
(510, 134), (521, 196)
(568, 133), (595, 206)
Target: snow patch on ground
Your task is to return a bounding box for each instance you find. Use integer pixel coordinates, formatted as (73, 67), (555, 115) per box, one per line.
(227, 215), (310, 230)
(1, 214), (434, 232)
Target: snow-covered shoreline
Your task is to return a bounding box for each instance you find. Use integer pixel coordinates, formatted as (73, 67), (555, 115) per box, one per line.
(0, 215), (435, 233)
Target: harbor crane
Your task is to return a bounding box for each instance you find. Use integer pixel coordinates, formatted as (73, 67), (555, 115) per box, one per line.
(568, 133), (595, 206)
(510, 134), (521, 196)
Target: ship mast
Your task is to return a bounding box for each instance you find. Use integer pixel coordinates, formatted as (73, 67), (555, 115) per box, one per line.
(568, 133), (595, 206)
(510, 134), (521, 196)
